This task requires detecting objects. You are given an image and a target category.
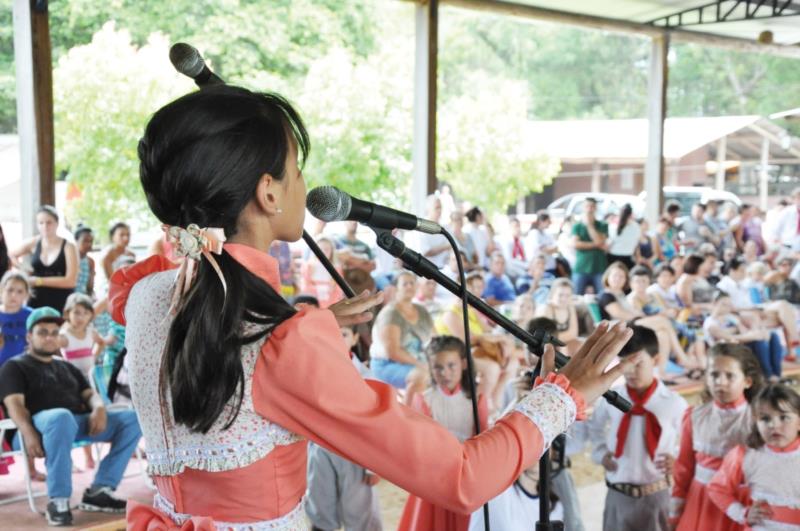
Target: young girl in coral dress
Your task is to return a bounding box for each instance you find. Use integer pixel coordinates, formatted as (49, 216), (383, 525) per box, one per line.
(112, 85), (637, 530)
(670, 343), (765, 531)
(708, 384), (800, 530)
(398, 336), (489, 531)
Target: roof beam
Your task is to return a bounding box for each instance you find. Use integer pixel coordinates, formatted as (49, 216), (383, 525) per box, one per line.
(648, 0), (800, 29)
(425, 0), (800, 59)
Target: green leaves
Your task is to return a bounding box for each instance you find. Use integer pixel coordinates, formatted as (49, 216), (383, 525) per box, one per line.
(53, 24), (193, 238)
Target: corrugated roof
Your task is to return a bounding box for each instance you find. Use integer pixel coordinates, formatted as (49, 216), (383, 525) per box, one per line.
(523, 115), (762, 160)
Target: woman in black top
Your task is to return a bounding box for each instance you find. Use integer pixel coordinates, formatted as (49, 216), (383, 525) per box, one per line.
(10, 206), (78, 312)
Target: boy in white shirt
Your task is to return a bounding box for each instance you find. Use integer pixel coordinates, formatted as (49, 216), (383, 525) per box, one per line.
(588, 325), (687, 531)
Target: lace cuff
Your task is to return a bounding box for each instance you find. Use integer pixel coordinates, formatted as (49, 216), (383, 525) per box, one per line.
(514, 373), (584, 449)
(726, 502), (747, 524)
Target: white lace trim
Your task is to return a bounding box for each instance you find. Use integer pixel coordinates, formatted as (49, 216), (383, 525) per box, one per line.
(725, 501), (747, 524)
(750, 489), (800, 509)
(153, 493), (309, 530)
(693, 463), (718, 485)
(146, 424), (302, 476)
(513, 382), (577, 450)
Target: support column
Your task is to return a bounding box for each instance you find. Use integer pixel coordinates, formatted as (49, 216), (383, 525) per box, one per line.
(591, 159), (601, 193)
(759, 136), (769, 211)
(411, 0), (438, 215)
(644, 35), (669, 226)
(14, 0), (55, 237)
(715, 136), (727, 191)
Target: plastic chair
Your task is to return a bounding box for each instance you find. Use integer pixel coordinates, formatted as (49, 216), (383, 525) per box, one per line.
(0, 418), (45, 512)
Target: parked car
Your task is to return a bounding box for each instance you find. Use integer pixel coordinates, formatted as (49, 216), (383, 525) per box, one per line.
(638, 186), (742, 218)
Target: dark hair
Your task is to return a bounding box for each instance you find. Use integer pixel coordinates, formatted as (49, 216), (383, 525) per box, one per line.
(37, 204), (59, 222)
(425, 335), (474, 399)
(108, 222), (130, 240)
(693, 202), (707, 211)
(748, 384), (800, 448)
(534, 210), (550, 227)
(73, 224), (93, 241)
(665, 201), (681, 214)
(654, 263), (675, 277)
(682, 254), (704, 275)
(527, 316), (558, 337)
(138, 85), (308, 433)
(617, 203), (633, 233)
(703, 343), (765, 403)
(465, 206), (483, 223)
(291, 294), (320, 308)
(629, 265), (652, 280)
(620, 325), (658, 358)
(0, 223), (8, 275)
(722, 257), (745, 276)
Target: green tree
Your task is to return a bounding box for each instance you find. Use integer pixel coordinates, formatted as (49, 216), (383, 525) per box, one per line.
(298, 42), (414, 207)
(437, 72), (560, 213)
(53, 23), (193, 238)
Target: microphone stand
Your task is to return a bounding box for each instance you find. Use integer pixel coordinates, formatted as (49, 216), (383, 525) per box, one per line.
(371, 229), (632, 413)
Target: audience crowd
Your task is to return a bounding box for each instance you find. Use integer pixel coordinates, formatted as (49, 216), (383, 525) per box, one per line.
(1, 187), (799, 530)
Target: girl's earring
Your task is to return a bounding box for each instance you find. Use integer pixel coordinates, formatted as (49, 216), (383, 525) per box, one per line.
(276, 208), (283, 214)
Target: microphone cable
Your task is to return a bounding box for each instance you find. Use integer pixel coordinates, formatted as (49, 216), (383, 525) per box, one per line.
(439, 227), (491, 531)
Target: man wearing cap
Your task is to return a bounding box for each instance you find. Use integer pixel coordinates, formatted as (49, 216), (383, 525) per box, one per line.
(0, 307), (141, 526)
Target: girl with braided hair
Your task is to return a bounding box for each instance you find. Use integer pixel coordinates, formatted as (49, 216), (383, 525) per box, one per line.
(111, 84), (638, 530)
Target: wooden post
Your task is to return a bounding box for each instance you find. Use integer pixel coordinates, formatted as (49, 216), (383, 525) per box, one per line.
(412, 0), (438, 214)
(14, 0), (55, 237)
(760, 136), (769, 211)
(644, 35), (669, 225)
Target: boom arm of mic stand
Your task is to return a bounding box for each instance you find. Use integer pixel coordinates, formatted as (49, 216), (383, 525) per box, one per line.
(372, 229), (631, 413)
(302, 230), (357, 298)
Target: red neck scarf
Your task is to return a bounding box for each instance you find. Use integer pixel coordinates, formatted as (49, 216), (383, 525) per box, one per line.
(615, 379), (661, 460)
(512, 237), (525, 261)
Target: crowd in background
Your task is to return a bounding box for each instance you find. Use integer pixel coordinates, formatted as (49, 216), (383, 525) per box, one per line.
(1, 186), (800, 529)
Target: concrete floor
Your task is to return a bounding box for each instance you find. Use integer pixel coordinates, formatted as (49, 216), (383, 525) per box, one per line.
(0, 446), (152, 530)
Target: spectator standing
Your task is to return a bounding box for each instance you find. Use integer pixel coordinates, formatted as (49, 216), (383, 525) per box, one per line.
(607, 204), (641, 270)
(73, 225), (95, 298)
(417, 195), (450, 269)
(101, 222), (135, 283)
(571, 198), (608, 295)
(525, 211), (558, 274)
(10, 206), (78, 313)
(464, 207), (491, 269)
(447, 209), (478, 269)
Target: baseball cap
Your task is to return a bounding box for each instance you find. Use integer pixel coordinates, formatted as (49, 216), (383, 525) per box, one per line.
(26, 307), (64, 332)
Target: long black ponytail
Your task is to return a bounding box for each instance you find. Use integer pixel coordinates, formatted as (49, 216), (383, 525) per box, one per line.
(138, 86), (309, 433)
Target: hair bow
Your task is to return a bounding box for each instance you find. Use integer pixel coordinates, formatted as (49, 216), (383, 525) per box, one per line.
(163, 224), (227, 314)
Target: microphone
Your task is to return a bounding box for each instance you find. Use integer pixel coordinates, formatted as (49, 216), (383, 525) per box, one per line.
(307, 186), (442, 234)
(169, 43), (224, 88)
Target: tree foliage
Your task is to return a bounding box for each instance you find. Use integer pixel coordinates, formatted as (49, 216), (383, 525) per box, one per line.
(53, 24), (193, 235)
(437, 72), (560, 213)
(3, 1), (800, 231)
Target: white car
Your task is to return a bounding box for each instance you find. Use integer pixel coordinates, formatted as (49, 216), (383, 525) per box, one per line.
(638, 186), (741, 217)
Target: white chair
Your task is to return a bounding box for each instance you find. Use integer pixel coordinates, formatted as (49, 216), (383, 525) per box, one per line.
(0, 417), (46, 513)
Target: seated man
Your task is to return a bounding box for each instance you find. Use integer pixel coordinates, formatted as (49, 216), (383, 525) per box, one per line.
(482, 252), (517, 306)
(0, 307), (142, 526)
